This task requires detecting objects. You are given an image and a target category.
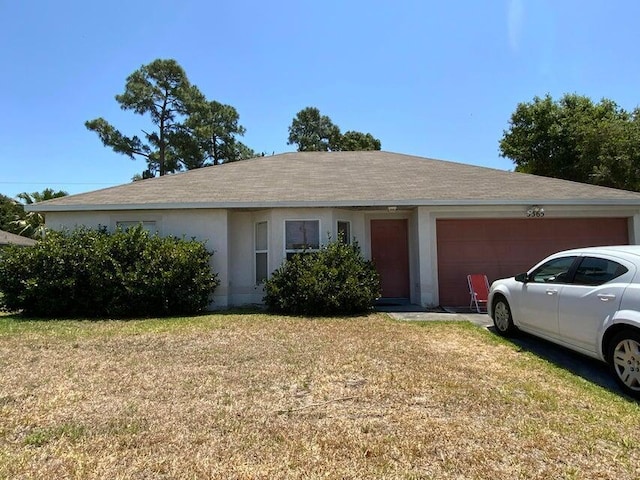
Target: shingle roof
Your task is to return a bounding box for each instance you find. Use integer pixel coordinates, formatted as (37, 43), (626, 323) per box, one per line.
(0, 230), (37, 246)
(30, 151), (640, 211)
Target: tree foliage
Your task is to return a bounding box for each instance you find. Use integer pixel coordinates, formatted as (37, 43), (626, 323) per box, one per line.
(0, 194), (23, 234)
(16, 188), (68, 205)
(263, 237), (380, 316)
(339, 131), (382, 151)
(0, 225), (219, 318)
(287, 107), (381, 152)
(500, 94), (640, 191)
(86, 58), (252, 179)
(86, 59), (197, 178)
(9, 189), (68, 239)
(287, 107), (342, 151)
(184, 99), (254, 167)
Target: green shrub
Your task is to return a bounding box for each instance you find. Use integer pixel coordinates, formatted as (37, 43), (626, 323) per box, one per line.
(263, 238), (380, 316)
(0, 225), (219, 318)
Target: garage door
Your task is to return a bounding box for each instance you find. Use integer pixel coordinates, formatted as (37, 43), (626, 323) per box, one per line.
(436, 218), (629, 307)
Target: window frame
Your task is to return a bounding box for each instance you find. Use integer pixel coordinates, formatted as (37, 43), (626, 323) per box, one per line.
(528, 256), (578, 284)
(255, 221), (269, 285)
(572, 256), (629, 286)
(284, 219), (321, 261)
(337, 220), (351, 245)
(115, 220), (158, 234)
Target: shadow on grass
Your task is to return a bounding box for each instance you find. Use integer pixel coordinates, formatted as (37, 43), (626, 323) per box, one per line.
(0, 311), (33, 321)
(217, 304), (379, 319)
(0, 306), (377, 322)
(490, 326), (633, 400)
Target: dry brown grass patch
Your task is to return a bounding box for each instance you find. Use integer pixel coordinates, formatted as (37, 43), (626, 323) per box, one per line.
(0, 313), (638, 479)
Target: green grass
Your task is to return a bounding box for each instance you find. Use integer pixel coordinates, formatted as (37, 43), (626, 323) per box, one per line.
(23, 423), (87, 447)
(0, 309), (265, 337)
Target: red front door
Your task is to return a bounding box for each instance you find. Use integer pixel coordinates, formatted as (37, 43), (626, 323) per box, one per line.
(371, 219), (410, 298)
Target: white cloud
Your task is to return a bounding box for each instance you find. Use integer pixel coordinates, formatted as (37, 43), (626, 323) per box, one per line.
(508, 0), (525, 52)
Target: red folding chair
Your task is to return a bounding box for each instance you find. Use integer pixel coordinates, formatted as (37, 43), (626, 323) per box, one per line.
(467, 274), (490, 313)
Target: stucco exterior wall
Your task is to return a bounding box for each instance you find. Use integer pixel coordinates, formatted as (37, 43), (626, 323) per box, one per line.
(224, 208), (372, 306)
(45, 203), (640, 310)
(45, 211), (113, 231)
(227, 211), (264, 306)
(46, 209), (230, 308)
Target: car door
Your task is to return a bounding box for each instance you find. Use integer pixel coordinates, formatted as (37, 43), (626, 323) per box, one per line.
(558, 255), (632, 355)
(516, 255), (578, 336)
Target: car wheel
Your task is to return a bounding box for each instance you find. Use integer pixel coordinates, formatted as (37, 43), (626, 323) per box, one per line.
(608, 330), (640, 399)
(492, 296), (517, 336)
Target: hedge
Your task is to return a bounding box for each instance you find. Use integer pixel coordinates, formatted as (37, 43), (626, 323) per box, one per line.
(0, 225), (219, 318)
(263, 238), (380, 316)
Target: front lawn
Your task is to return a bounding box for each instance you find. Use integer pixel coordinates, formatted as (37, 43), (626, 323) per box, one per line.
(0, 313), (638, 479)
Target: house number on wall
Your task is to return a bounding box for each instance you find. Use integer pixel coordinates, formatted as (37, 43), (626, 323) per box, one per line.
(526, 206), (545, 218)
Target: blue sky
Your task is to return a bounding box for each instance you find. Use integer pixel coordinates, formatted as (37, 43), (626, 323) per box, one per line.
(2, 0), (639, 197)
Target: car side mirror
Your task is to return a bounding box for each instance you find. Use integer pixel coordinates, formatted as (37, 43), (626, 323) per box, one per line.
(514, 272), (529, 283)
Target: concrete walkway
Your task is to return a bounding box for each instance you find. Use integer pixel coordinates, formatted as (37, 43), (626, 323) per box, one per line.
(376, 305), (493, 328)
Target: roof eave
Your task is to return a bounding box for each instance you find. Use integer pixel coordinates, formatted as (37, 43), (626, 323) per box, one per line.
(27, 198), (640, 212)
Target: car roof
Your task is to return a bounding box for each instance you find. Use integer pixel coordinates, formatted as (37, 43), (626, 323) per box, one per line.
(556, 245), (640, 258)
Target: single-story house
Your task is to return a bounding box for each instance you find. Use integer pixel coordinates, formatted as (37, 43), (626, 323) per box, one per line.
(29, 151), (640, 308)
(0, 229), (37, 247)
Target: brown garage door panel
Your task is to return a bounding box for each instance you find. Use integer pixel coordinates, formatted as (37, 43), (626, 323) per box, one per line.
(436, 218), (628, 307)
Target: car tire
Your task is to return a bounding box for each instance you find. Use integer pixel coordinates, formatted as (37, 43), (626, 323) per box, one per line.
(607, 329), (640, 400)
(492, 296), (517, 337)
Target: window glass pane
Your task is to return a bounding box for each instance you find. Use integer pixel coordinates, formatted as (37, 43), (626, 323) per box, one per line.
(256, 252), (268, 284)
(530, 256), (576, 283)
(255, 221), (268, 251)
(337, 221), (350, 244)
(286, 221), (319, 250)
(573, 257), (628, 286)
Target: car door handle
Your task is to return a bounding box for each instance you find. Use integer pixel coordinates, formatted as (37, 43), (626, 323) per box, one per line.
(597, 293), (616, 302)
(546, 289), (558, 296)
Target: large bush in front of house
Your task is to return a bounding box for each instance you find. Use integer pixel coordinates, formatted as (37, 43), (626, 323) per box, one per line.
(263, 238), (380, 316)
(0, 225), (219, 318)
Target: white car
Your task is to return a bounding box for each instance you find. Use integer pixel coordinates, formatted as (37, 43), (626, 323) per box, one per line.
(488, 245), (640, 399)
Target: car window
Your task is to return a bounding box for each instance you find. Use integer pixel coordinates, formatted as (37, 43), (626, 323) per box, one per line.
(572, 256), (628, 286)
(529, 256), (577, 283)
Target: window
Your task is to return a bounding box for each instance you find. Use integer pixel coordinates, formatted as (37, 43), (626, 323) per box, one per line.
(285, 220), (320, 260)
(255, 221), (268, 284)
(530, 256), (576, 283)
(116, 221), (157, 234)
(337, 221), (351, 244)
(573, 257), (628, 286)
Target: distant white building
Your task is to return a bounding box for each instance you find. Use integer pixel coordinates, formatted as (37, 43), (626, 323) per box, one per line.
(0, 229), (37, 247)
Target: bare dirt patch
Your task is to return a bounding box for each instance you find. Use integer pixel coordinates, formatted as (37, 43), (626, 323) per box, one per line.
(1, 313), (638, 479)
